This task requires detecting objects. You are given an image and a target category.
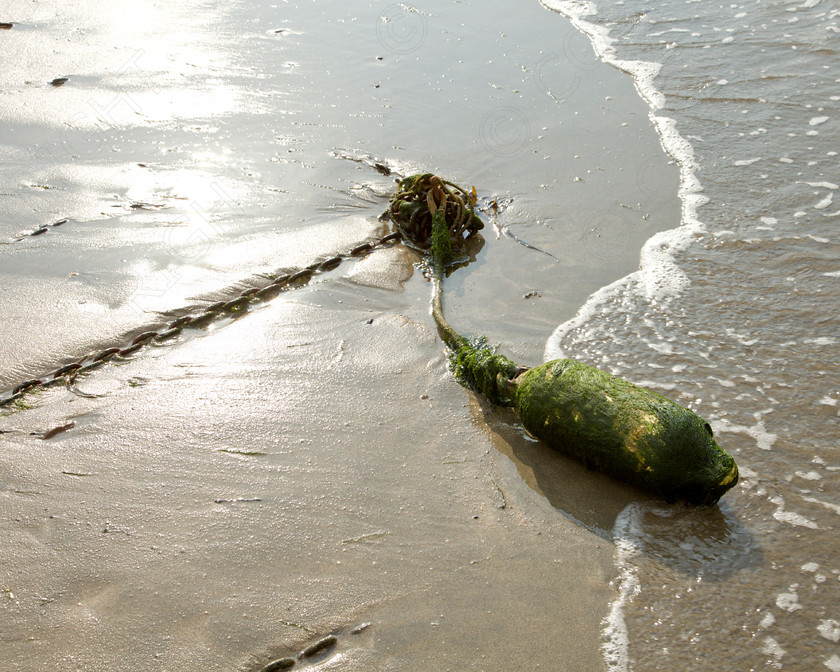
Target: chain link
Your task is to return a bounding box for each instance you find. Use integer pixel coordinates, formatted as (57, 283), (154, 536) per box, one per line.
(0, 231), (404, 408)
(7, 218), (69, 244)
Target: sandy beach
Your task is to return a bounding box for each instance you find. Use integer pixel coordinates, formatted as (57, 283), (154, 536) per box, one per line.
(1, 1), (685, 670)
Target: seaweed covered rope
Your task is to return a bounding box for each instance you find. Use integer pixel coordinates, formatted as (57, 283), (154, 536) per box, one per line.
(388, 174), (739, 507)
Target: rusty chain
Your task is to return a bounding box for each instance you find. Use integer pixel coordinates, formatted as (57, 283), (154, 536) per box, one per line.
(0, 231), (404, 409)
(4, 218), (69, 243)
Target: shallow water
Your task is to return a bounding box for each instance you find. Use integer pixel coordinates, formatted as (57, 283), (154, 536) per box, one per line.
(1, 0), (837, 670)
(544, 1), (840, 670)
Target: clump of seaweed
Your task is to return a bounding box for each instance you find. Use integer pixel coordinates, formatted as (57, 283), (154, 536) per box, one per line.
(386, 173), (483, 251)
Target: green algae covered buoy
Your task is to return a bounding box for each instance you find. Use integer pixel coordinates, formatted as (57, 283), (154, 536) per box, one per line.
(387, 174), (739, 506)
(514, 359), (738, 505)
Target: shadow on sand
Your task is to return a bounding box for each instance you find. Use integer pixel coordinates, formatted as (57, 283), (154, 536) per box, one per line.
(468, 393), (762, 581)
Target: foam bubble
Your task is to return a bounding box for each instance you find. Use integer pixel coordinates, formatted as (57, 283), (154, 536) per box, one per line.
(712, 416), (778, 451)
(801, 495), (840, 516)
(818, 620), (840, 643)
(775, 510), (819, 528)
(776, 586), (803, 612)
(825, 654), (840, 672)
(761, 637), (786, 669)
(805, 337), (837, 346)
(539, 0), (597, 21)
(815, 193), (834, 209)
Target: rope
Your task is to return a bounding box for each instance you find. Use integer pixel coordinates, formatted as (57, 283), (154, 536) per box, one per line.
(426, 195), (521, 407)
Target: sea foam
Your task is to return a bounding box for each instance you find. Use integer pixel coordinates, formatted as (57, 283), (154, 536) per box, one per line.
(541, 0), (708, 361)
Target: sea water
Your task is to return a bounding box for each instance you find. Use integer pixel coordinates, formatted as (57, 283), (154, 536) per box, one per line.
(544, 1), (840, 669)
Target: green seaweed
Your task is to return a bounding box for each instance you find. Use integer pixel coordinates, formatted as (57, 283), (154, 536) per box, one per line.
(450, 337), (519, 406)
(514, 359), (738, 505)
(430, 208), (453, 267)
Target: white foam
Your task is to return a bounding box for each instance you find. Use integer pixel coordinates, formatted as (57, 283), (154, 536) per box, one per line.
(770, 496), (819, 529)
(539, 0), (597, 21)
(541, 0), (711, 362)
(805, 337), (837, 346)
(825, 654), (840, 672)
(761, 636), (786, 669)
(818, 620), (840, 643)
(774, 509), (819, 528)
(776, 586), (803, 612)
(815, 193), (834, 209)
(801, 495), (840, 516)
(600, 502), (645, 672)
(810, 116), (830, 126)
(712, 417), (777, 451)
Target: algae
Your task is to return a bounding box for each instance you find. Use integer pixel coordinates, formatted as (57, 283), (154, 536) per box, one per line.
(514, 359), (738, 505)
(387, 173), (482, 250)
(450, 337), (519, 406)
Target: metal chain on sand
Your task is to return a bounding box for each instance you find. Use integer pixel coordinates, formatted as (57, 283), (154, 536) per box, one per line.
(0, 231), (403, 408)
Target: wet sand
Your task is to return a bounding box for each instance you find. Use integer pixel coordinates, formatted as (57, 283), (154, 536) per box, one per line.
(1, 271), (624, 670)
(1, 1), (682, 669)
